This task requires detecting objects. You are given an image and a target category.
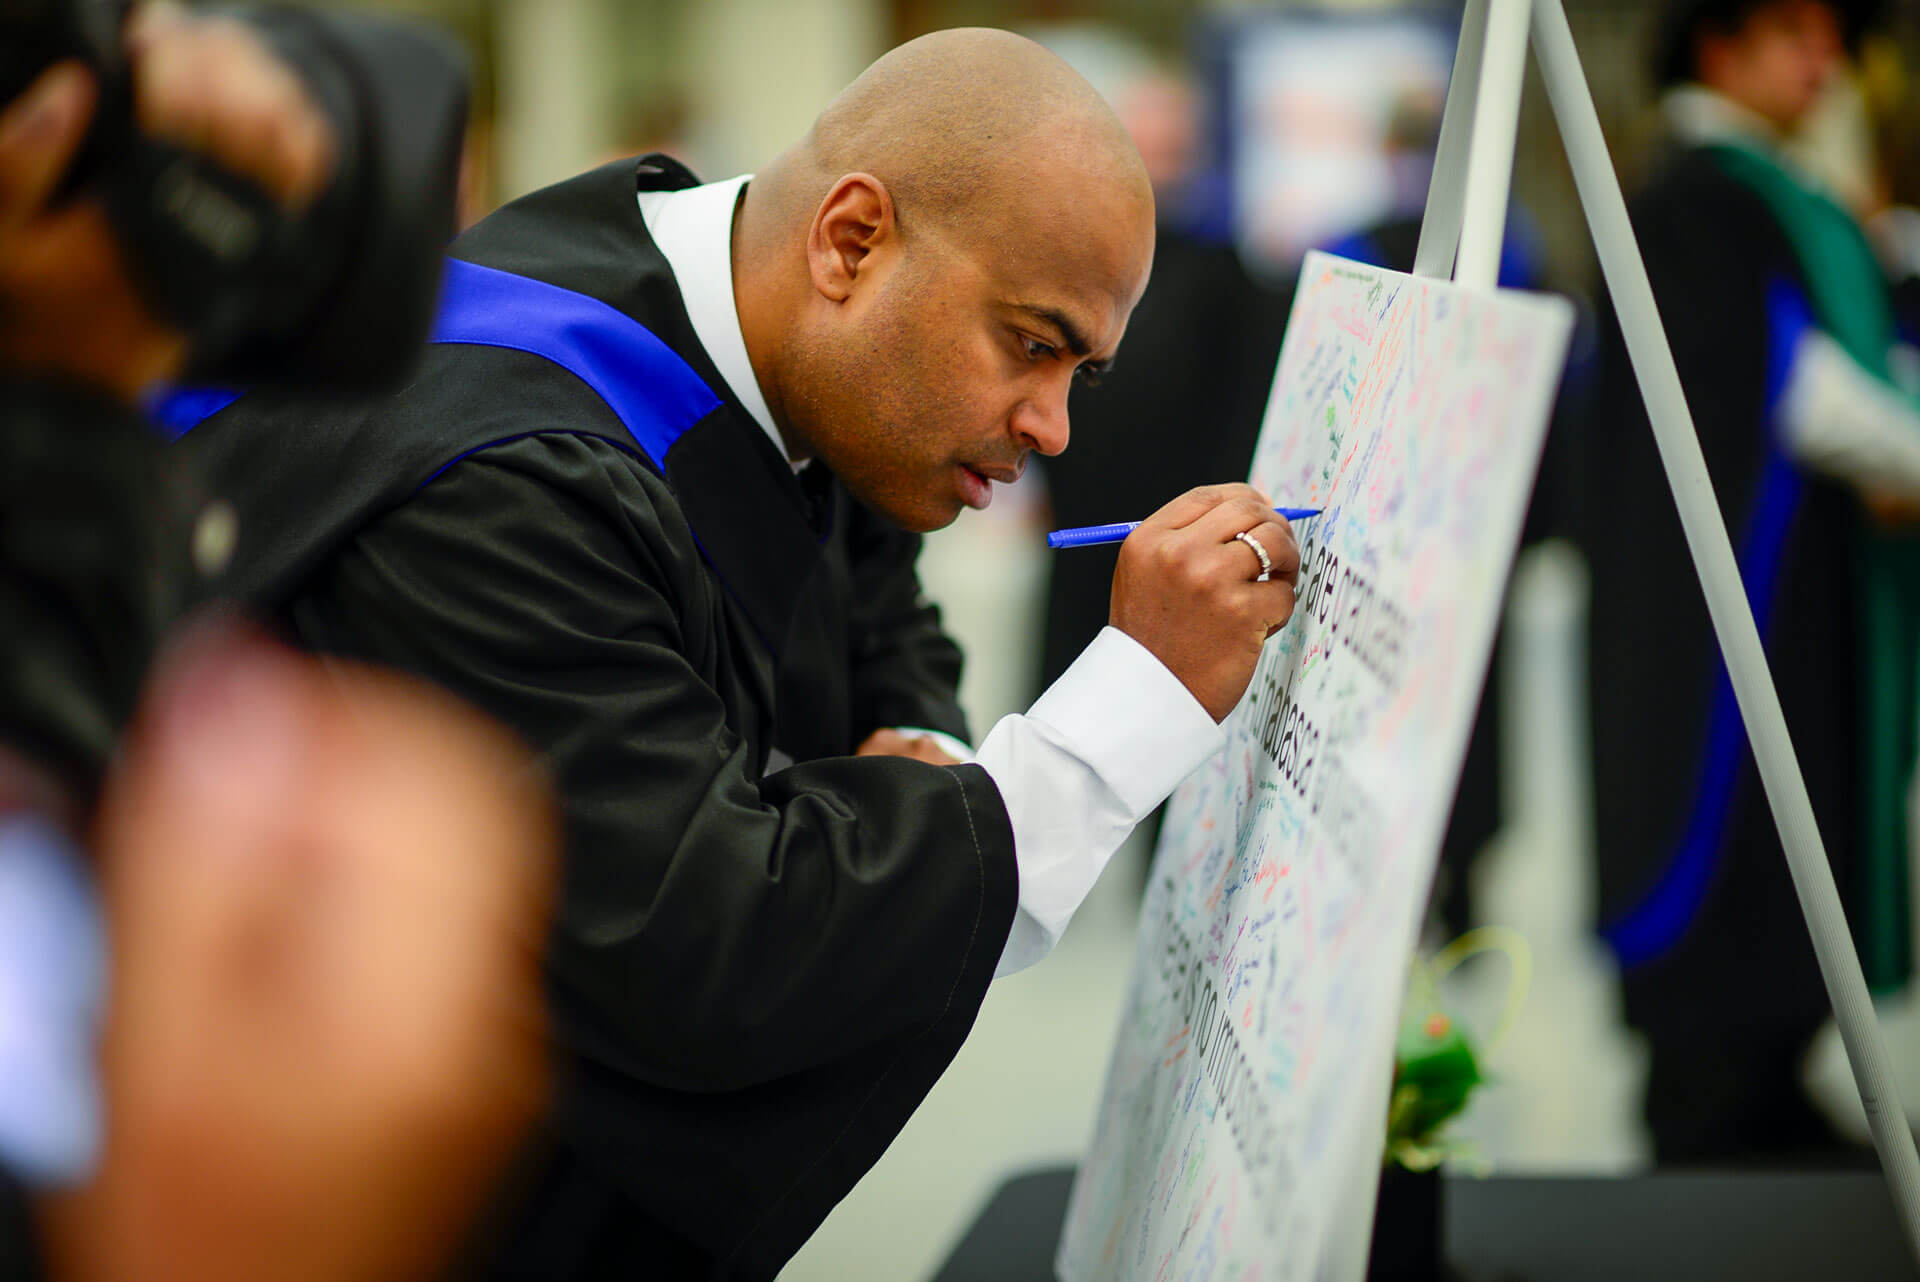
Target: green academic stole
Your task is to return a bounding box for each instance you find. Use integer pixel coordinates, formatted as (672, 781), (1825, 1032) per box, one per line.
(1712, 140), (1915, 991)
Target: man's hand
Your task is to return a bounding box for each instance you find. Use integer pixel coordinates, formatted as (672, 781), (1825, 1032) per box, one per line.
(0, 61), (183, 398)
(1862, 486), (1920, 527)
(0, 4), (336, 399)
(125, 3), (337, 209)
(41, 627), (556, 1282)
(856, 728), (962, 766)
(1109, 483), (1301, 722)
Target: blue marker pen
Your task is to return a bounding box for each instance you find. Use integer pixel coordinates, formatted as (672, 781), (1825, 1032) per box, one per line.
(1046, 507), (1323, 550)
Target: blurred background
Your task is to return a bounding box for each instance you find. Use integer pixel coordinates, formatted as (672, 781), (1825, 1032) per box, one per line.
(263, 0), (1920, 1275)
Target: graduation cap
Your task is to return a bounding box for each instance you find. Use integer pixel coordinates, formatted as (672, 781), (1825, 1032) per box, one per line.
(1653, 0), (1886, 89)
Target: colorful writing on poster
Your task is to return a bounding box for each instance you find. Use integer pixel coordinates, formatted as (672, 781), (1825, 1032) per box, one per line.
(1058, 254), (1573, 1282)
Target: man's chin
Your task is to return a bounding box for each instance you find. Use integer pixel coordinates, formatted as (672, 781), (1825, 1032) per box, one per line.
(841, 484), (959, 534)
(901, 501), (965, 535)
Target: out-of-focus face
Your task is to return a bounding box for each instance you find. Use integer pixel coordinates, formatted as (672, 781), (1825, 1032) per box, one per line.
(1119, 74), (1199, 195)
(1699, 0), (1844, 131)
(784, 158), (1154, 533)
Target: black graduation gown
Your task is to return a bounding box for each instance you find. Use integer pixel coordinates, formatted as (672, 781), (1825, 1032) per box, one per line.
(1, 379), (194, 811)
(179, 155), (1020, 1279)
(1583, 143), (1864, 1158)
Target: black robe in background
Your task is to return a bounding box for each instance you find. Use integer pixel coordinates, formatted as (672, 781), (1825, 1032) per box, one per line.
(1584, 143), (1864, 1159)
(180, 156), (1020, 1279)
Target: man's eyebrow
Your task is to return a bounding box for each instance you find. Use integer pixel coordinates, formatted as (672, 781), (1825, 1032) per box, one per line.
(1012, 303), (1095, 359)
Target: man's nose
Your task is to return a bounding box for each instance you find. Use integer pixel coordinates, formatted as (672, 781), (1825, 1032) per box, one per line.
(1012, 387), (1071, 457)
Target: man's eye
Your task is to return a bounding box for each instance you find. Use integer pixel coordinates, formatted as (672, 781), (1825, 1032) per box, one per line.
(1074, 364), (1105, 389)
(1022, 336), (1056, 361)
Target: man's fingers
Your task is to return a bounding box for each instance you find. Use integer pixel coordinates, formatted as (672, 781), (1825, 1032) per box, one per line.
(123, 0), (191, 55)
(0, 63), (96, 234)
(1183, 493), (1292, 550)
(80, 638), (554, 1282)
(856, 728), (960, 766)
(899, 737), (960, 766)
(133, 16), (336, 208)
(1239, 518), (1303, 584)
(292, 664), (554, 1136)
(1140, 482), (1272, 533)
(96, 626), (318, 1053)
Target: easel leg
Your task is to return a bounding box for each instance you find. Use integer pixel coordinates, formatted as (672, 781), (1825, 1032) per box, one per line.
(1413, 0), (1489, 281)
(1454, 0), (1532, 290)
(1529, 0), (1920, 1261)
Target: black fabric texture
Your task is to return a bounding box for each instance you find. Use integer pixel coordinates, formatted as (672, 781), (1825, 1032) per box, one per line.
(0, 1165), (44, 1282)
(0, 378), (198, 809)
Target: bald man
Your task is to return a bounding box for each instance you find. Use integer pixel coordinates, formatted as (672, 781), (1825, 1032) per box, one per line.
(176, 30), (1301, 1281)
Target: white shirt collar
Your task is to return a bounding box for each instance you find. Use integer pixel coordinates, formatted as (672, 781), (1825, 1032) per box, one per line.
(635, 174), (798, 468)
(1662, 84), (1782, 150)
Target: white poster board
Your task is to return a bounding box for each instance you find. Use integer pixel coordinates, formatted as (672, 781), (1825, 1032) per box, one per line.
(1058, 254), (1572, 1282)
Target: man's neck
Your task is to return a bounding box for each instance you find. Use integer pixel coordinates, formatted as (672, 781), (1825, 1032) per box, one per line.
(731, 179), (808, 463)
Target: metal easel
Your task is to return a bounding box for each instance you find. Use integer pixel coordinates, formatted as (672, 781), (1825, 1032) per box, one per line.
(1410, 0), (1920, 1263)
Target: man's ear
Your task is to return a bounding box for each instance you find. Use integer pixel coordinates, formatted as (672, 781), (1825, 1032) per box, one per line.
(806, 173), (893, 303)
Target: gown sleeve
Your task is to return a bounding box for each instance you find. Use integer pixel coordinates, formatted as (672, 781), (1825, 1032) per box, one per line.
(277, 428), (1022, 1267)
(281, 431), (1019, 1089)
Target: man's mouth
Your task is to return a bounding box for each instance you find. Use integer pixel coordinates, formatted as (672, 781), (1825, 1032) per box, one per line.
(958, 466), (993, 510)
(958, 460), (1023, 511)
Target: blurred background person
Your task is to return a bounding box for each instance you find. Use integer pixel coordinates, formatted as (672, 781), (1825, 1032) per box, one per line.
(1585, 0), (1919, 1163)
(0, 7), (557, 1278)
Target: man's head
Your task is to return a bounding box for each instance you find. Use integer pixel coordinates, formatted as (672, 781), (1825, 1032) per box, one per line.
(1657, 0), (1845, 131)
(735, 29), (1155, 533)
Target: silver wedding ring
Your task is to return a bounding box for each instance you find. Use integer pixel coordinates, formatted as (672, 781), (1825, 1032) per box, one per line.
(1234, 529), (1273, 582)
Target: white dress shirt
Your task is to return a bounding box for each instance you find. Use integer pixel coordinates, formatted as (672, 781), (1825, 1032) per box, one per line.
(636, 176), (1224, 976)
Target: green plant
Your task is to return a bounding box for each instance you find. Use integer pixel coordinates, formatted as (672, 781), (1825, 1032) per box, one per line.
(1384, 926), (1530, 1171)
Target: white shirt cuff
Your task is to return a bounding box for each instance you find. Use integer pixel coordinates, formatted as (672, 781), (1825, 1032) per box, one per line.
(1780, 328), (1920, 500)
(975, 627), (1224, 977)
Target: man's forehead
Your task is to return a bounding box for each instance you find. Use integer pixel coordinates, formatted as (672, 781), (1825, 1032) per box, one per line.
(966, 157), (1151, 268)
(989, 234), (1149, 342)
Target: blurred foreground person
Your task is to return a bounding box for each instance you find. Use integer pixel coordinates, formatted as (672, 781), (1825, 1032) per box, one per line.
(39, 630), (555, 1282)
(181, 28), (1303, 1280)
(1589, 0), (1913, 1161)
(0, 7), (557, 1279)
